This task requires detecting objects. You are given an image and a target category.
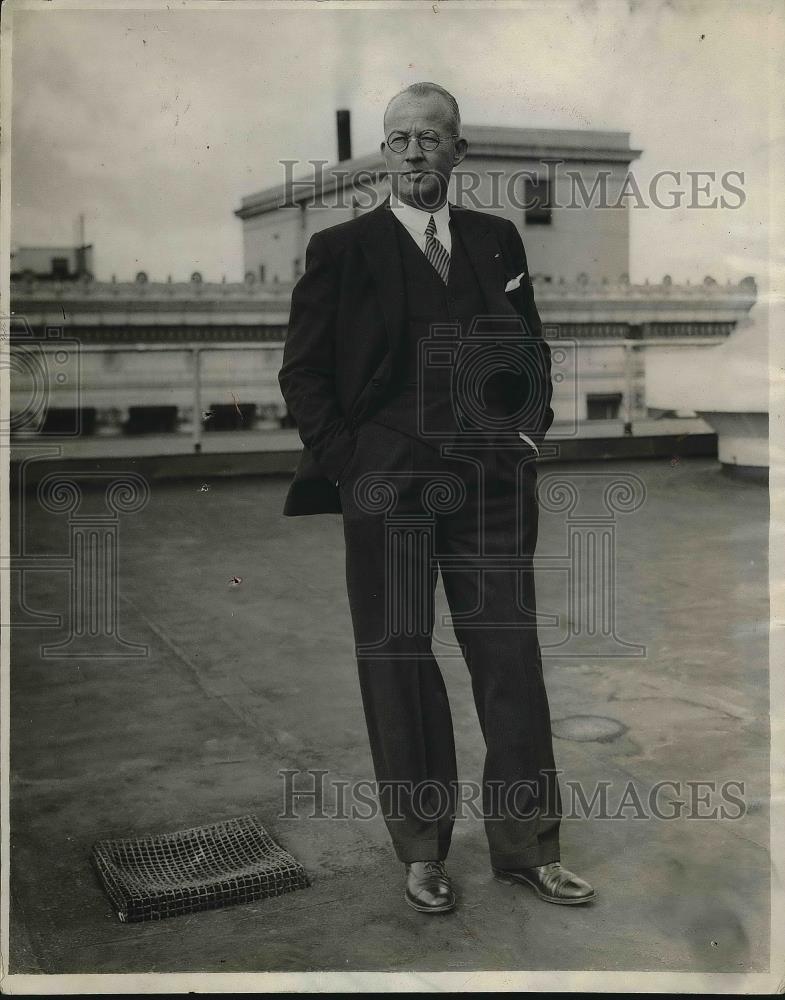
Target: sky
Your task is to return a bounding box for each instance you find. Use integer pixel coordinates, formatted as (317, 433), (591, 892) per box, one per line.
(9, 0), (783, 286)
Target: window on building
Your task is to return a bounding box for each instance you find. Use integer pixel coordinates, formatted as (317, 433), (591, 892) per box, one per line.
(524, 177), (552, 226)
(293, 258), (302, 278)
(51, 257), (70, 279)
(258, 264), (266, 282)
(586, 393), (623, 420)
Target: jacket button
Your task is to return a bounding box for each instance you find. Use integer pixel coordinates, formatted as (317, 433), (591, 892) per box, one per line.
(371, 378), (382, 388)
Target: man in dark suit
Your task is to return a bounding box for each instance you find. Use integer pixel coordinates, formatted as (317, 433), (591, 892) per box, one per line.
(279, 82), (594, 913)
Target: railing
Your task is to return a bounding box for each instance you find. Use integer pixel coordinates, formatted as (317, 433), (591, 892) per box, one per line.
(9, 337), (726, 455)
(10, 341), (287, 452)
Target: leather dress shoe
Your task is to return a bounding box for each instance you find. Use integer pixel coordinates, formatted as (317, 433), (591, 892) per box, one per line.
(493, 861), (595, 905)
(404, 860), (456, 913)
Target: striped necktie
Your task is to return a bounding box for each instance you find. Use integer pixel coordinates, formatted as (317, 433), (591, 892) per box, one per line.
(424, 215), (450, 284)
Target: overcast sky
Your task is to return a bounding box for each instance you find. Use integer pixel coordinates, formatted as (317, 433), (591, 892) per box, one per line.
(10, 0), (782, 285)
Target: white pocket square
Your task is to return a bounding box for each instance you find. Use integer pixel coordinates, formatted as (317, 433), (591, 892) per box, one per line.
(505, 271), (525, 293)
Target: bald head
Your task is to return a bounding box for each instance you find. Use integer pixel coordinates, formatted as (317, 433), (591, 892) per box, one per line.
(384, 82), (461, 136)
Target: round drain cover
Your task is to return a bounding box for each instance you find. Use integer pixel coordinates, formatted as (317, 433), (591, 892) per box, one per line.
(552, 715), (627, 742)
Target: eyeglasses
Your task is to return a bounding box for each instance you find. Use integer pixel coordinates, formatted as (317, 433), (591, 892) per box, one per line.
(385, 130), (460, 153)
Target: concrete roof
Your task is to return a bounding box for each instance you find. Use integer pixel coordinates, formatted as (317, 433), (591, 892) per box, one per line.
(9, 458), (769, 975)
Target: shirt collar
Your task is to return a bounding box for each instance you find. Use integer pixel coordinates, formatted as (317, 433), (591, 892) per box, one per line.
(389, 196), (452, 240)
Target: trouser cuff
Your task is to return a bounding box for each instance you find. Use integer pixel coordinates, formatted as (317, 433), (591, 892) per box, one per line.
(392, 839), (450, 864)
(490, 844), (560, 870)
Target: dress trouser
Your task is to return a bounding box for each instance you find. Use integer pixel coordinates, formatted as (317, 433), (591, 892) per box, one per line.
(339, 419), (561, 869)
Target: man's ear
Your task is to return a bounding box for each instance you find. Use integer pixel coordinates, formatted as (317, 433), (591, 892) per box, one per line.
(453, 137), (468, 167)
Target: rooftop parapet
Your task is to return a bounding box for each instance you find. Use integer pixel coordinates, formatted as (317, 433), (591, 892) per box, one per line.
(10, 273), (755, 305)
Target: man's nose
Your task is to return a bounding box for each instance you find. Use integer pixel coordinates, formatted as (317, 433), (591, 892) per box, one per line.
(404, 145), (426, 164)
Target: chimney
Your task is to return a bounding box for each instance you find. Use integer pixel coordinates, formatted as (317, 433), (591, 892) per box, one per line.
(336, 109), (352, 162)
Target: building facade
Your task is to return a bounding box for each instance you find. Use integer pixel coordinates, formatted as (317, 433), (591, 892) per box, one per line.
(10, 272), (756, 441)
(235, 126), (641, 286)
(9, 124), (757, 451)
(10, 275), (292, 437)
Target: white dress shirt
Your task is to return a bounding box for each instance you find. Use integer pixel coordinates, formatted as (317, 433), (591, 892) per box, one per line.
(389, 197), (452, 256)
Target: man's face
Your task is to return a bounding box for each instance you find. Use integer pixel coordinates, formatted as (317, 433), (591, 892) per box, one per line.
(381, 93), (468, 211)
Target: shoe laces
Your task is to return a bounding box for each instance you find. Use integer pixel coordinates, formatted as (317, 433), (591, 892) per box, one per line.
(423, 860), (446, 876)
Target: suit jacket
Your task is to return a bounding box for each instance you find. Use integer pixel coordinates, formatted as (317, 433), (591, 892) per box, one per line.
(278, 199), (553, 516)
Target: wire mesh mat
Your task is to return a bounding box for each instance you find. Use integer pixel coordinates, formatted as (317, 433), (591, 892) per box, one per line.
(92, 814), (309, 923)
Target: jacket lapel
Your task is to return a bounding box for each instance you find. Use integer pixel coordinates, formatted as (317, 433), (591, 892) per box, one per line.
(358, 200), (406, 355)
(449, 206), (511, 314)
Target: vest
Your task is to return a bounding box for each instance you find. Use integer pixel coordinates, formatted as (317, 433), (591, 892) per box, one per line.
(371, 216), (487, 446)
